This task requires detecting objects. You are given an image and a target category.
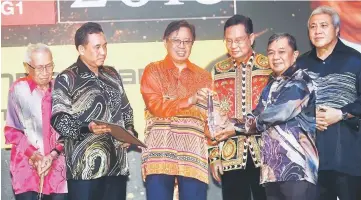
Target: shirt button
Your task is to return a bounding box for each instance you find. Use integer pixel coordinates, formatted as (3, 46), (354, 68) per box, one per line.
(322, 62), (325, 64)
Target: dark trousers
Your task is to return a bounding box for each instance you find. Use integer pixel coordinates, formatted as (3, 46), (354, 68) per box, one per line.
(15, 191), (67, 200)
(317, 170), (361, 200)
(68, 175), (127, 200)
(265, 180), (316, 200)
(221, 152), (266, 200)
(145, 174), (207, 200)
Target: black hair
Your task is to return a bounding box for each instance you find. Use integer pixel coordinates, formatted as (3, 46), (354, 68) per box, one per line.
(75, 22), (104, 50)
(268, 33), (298, 51)
(163, 20), (196, 41)
(224, 14), (253, 35)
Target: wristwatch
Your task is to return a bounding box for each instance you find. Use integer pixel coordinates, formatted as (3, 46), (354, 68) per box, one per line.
(341, 111), (349, 120)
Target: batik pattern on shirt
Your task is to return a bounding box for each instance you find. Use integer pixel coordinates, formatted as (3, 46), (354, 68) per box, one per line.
(297, 39), (361, 176)
(208, 52), (271, 171)
(141, 55), (212, 184)
(251, 67), (319, 185)
(51, 58), (134, 180)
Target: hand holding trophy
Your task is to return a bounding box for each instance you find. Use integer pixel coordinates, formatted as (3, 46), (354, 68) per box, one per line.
(206, 91), (236, 145)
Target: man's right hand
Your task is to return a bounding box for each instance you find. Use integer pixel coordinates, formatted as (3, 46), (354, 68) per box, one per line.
(245, 117), (257, 133)
(316, 113), (328, 131)
(214, 127), (236, 143)
(210, 160), (223, 182)
(89, 121), (111, 134)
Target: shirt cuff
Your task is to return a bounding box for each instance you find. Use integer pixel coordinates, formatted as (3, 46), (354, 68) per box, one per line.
(234, 123), (246, 135)
(341, 103), (360, 118)
(343, 117), (361, 131)
(179, 98), (192, 109)
(24, 145), (38, 158)
(340, 106), (349, 115)
(125, 124), (139, 138)
(55, 144), (64, 153)
(80, 122), (91, 133)
(255, 117), (267, 133)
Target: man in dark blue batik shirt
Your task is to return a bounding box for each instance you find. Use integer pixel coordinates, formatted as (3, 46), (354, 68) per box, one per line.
(297, 6), (361, 200)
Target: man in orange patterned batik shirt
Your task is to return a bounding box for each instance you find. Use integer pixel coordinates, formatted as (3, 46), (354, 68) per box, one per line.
(208, 15), (271, 200)
(140, 20), (212, 200)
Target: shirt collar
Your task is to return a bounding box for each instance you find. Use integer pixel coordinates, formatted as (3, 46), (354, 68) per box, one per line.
(76, 56), (104, 75)
(164, 54), (196, 72)
(25, 76), (53, 93)
(232, 51), (254, 68)
(333, 38), (350, 52)
(270, 64), (298, 81)
(309, 38), (348, 60)
(26, 76), (38, 92)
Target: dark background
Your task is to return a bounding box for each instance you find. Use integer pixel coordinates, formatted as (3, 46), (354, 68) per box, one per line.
(2, 1), (314, 199)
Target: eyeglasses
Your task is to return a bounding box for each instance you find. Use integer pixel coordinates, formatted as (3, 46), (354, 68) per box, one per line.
(27, 62), (54, 72)
(225, 35), (249, 47)
(169, 38), (194, 47)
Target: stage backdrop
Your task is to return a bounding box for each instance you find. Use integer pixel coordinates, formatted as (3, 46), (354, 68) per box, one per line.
(2, 1), (360, 199)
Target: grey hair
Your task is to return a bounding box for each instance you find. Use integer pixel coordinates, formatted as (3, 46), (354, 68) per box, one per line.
(308, 6), (341, 31)
(24, 43), (52, 64)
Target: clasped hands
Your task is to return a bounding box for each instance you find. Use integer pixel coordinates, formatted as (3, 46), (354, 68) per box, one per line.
(316, 105), (343, 131)
(207, 113), (257, 146)
(29, 150), (57, 177)
(208, 115), (257, 182)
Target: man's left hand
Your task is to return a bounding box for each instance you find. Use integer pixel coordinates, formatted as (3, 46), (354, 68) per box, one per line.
(317, 106), (342, 127)
(245, 117), (257, 133)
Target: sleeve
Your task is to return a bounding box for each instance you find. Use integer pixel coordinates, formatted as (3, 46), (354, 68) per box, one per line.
(51, 73), (90, 140)
(4, 88), (38, 157)
(341, 70), (361, 117)
(140, 64), (193, 118)
(251, 81), (269, 117)
(54, 143), (64, 153)
(233, 84), (269, 135)
(115, 69), (138, 137)
(255, 80), (311, 132)
(52, 128), (65, 153)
